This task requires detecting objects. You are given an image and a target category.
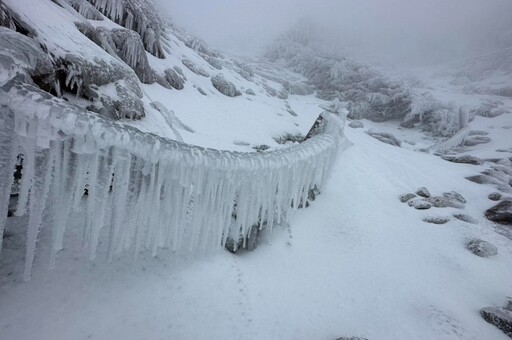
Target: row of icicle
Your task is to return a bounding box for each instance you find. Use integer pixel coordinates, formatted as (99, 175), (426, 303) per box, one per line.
(0, 82), (345, 280)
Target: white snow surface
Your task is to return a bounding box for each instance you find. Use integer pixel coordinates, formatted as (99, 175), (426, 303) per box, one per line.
(1, 117), (511, 339)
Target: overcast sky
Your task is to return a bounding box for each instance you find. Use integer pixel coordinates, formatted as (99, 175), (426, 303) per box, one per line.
(159, 0), (512, 65)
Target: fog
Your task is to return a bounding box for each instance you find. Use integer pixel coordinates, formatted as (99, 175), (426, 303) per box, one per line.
(160, 0), (512, 66)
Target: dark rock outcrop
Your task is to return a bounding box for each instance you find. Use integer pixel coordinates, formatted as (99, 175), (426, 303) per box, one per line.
(485, 199), (512, 225)
(481, 302), (512, 338)
(416, 187), (431, 198)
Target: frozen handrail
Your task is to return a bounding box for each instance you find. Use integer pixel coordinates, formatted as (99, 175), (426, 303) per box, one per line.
(0, 81), (345, 280)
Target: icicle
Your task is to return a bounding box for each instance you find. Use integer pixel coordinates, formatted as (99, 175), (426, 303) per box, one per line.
(23, 146), (55, 281)
(0, 108), (17, 253)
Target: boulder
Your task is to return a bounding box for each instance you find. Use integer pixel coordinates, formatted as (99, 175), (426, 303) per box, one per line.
(348, 120), (364, 129)
(399, 193), (416, 203)
(416, 187), (431, 198)
(466, 239), (498, 257)
(481, 304), (512, 338)
(441, 155), (483, 165)
(485, 199), (512, 225)
(245, 89), (255, 96)
(442, 191), (466, 204)
(453, 214), (478, 224)
(366, 131), (401, 147)
(164, 68), (185, 90)
(182, 59), (210, 77)
(489, 192), (503, 201)
(465, 136), (491, 147)
(426, 196), (465, 209)
(423, 216), (450, 224)
(211, 74), (241, 97)
(408, 199), (432, 210)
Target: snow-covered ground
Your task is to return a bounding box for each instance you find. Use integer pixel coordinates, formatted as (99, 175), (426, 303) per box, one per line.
(1, 112), (511, 339)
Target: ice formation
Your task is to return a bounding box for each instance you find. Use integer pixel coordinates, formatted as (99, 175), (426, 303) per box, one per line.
(0, 81), (345, 280)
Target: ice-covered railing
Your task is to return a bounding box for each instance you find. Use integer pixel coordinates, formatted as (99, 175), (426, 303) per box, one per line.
(0, 82), (345, 280)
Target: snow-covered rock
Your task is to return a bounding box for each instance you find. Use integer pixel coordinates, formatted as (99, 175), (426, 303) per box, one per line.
(211, 74), (241, 97)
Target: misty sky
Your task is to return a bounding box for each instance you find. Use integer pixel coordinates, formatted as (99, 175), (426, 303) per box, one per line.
(160, 0), (512, 65)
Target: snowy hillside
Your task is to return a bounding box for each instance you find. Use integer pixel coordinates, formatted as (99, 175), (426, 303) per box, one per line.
(0, 0), (324, 151)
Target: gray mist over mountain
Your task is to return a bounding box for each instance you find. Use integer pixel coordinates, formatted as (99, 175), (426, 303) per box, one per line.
(161, 0), (512, 66)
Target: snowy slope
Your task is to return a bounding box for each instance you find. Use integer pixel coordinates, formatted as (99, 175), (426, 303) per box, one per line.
(1, 121), (511, 340)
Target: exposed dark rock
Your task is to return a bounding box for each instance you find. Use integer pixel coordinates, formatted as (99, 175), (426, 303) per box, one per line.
(408, 199), (432, 210)
(442, 191), (466, 204)
(465, 136), (491, 146)
(366, 131), (401, 147)
(423, 216), (450, 224)
(489, 192), (503, 201)
(453, 214), (478, 224)
(485, 199), (512, 225)
(164, 68), (185, 90)
(416, 187), (431, 198)
(348, 120), (364, 129)
(211, 74), (241, 97)
(182, 59), (210, 77)
(426, 195), (465, 209)
(225, 224), (260, 253)
(197, 87), (206, 96)
(466, 238), (498, 257)
(400, 193), (416, 203)
(466, 174), (501, 186)
(481, 303), (512, 338)
(441, 155), (483, 165)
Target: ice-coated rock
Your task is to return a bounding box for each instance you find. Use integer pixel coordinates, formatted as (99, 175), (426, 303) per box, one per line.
(466, 239), (498, 257)
(348, 120), (364, 129)
(441, 154), (483, 165)
(408, 199), (432, 210)
(78, 24), (155, 84)
(0, 0), (15, 29)
(211, 74), (241, 97)
(485, 199), (512, 225)
(465, 136), (491, 146)
(399, 193), (416, 203)
(65, 0), (104, 20)
(416, 187), (431, 198)
(426, 195), (465, 209)
(87, 0), (165, 58)
(423, 216), (450, 224)
(442, 191), (466, 204)
(366, 131), (401, 147)
(182, 58), (210, 77)
(245, 88), (255, 96)
(164, 68), (185, 90)
(453, 214), (478, 224)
